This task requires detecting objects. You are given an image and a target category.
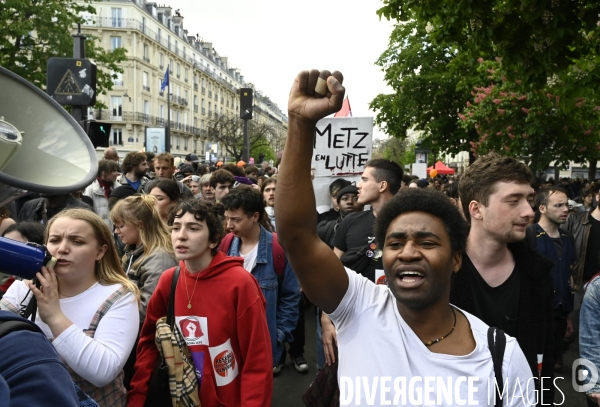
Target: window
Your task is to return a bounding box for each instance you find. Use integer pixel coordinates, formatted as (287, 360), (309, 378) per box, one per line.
(183, 47), (186, 59)
(144, 100), (150, 115)
(176, 63), (180, 77)
(169, 59), (173, 74)
(141, 16), (146, 34)
(159, 53), (164, 68)
(157, 28), (162, 44)
(112, 128), (123, 145)
(184, 90), (188, 104)
(185, 68), (188, 81)
(184, 136), (188, 150)
(143, 44), (149, 62)
(194, 74), (198, 84)
(112, 71), (123, 86)
(110, 36), (122, 51)
(159, 105), (165, 119)
(143, 71), (148, 87)
(110, 96), (122, 119)
(168, 36), (171, 50)
(111, 8), (122, 28)
(175, 41), (178, 55)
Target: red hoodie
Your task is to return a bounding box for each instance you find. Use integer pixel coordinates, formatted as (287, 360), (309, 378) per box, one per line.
(127, 252), (273, 407)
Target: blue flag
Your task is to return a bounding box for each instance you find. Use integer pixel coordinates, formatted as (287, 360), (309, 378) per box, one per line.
(160, 66), (169, 92)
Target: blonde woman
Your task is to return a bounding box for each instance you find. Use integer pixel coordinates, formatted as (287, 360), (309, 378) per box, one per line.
(110, 195), (177, 319)
(110, 195), (177, 389)
(0, 209), (140, 407)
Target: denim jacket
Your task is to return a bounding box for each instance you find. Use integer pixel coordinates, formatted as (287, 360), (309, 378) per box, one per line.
(227, 225), (301, 365)
(580, 275), (600, 395)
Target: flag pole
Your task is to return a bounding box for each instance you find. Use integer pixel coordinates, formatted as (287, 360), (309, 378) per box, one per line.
(166, 64), (171, 153)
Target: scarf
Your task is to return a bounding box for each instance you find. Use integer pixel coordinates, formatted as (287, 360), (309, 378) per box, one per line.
(97, 177), (113, 199)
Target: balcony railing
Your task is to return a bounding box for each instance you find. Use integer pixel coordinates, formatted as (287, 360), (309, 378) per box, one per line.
(202, 87), (206, 94)
(208, 91), (212, 97)
(194, 105), (198, 112)
(194, 83), (198, 91)
(143, 86), (150, 92)
(143, 56), (150, 63)
(113, 79), (123, 86)
(202, 108), (206, 114)
(159, 64), (164, 69)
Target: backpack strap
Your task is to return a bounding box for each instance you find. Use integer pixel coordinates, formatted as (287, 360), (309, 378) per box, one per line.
(83, 286), (130, 338)
(488, 327), (506, 407)
(218, 232), (235, 255)
(167, 267), (180, 329)
(271, 232), (286, 277)
(0, 319), (41, 339)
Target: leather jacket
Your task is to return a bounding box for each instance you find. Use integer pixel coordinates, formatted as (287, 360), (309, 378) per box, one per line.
(565, 210), (595, 290)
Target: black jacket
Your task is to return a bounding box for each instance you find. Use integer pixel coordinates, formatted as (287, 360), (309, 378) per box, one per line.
(18, 196), (93, 224)
(450, 240), (555, 403)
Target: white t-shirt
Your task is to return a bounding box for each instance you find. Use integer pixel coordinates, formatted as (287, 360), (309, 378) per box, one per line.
(240, 243), (259, 272)
(328, 268), (536, 407)
(0, 280), (139, 388)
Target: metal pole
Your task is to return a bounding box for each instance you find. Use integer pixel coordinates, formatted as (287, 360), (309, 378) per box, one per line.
(72, 24), (86, 125)
(166, 65), (171, 153)
(242, 118), (249, 162)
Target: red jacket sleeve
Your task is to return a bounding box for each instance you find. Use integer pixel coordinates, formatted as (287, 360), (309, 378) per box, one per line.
(236, 276), (273, 406)
(127, 268), (174, 407)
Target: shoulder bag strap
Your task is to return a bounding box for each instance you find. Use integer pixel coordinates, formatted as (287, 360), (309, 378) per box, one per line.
(167, 267), (180, 329)
(488, 327), (507, 407)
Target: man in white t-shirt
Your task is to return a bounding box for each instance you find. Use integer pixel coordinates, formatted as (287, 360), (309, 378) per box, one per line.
(275, 69), (538, 406)
(220, 186), (301, 375)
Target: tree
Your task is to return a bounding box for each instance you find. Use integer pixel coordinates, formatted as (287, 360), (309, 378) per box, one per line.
(206, 114), (281, 162)
(370, 19), (486, 157)
(0, 0), (127, 108)
(377, 0), (600, 86)
(373, 137), (416, 165)
(459, 58), (600, 173)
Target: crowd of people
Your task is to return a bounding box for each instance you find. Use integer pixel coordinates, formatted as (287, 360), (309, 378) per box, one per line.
(0, 69), (599, 407)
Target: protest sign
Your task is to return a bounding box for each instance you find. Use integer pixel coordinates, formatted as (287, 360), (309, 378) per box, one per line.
(311, 117), (373, 212)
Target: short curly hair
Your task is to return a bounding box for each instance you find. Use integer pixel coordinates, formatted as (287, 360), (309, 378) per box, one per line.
(121, 152), (147, 174)
(375, 188), (469, 253)
(168, 199), (225, 256)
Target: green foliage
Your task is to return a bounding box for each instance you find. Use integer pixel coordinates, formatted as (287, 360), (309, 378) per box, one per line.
(0, 0), (126, 109)
(370, 19), (484, 158)
(459, 59), (600, 172)
(377, 0), (600, 86)
(373, 137), (415, 165)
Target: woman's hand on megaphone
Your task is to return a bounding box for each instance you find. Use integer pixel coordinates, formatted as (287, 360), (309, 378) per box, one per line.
(28, 266), (72, 338)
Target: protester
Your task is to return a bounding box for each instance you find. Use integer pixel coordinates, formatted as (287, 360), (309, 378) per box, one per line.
(0, 208), (140, 406)
(110, 152), (149, 209)
(261, 177), (277, 230)
(579, 188), (594, 212)
(275, 68), (534, 406)
(84, 159), (120, 227)
(317, 178), (351, 223)
(188, 175), (201, 198)
(209, 169), (235, 202)
(146, 179), (182, 223)
(221, 186), (301, 375)
(579, 274), (600, 407)
(0, 205), (15, 236)
(103, 147), (120, 163)
(526, 186), (576, 373)
(143, 153), (193, 198)
(199, 173), (214, 201)
(127, 199), (273, 407)
(110, 195), (178, 389)
(454, 152), (555, 403)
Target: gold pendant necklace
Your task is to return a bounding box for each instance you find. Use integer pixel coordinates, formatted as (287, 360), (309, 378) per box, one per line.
(184, 273), (199, 309)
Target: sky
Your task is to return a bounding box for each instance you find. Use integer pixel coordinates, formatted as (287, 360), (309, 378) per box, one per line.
(164, 0), (396, 140)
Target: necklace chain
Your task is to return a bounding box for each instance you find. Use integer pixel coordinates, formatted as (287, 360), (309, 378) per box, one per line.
(424, 307), (457, 347)
(184, 273), (199, 309)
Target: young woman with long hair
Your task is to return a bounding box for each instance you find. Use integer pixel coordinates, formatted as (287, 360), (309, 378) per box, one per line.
(0, 208), (140, 407)
(147, 179), (182, 223)
(110, 195), (178, 389)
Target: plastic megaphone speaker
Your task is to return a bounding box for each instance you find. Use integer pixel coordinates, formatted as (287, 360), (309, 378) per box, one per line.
(0, 66), (98, 206)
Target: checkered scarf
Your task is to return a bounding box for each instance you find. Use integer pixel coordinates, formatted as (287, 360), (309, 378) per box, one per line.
(155, 316), (201, 407)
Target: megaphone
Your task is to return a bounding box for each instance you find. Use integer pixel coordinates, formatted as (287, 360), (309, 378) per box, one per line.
(0, 66), (98, 206)
(0, 237), (57, 280)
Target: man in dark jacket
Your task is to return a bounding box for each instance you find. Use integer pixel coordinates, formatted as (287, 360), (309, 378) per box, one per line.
(452, 153), (555, 405)
(18, 193), (92, 225)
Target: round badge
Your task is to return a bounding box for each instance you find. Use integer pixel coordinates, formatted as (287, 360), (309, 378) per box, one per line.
(366, 250), (374, 258)
(369, 243), (377, 250)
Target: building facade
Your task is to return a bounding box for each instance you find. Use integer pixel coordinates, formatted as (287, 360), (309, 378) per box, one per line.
(79, 0), (287, 161)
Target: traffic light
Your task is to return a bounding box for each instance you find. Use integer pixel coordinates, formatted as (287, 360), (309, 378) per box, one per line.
(240, 88), (253, 119)
(86, 120), (112, 148)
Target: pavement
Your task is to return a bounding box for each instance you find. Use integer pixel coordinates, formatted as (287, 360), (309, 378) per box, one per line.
(272, 305), (592, 406)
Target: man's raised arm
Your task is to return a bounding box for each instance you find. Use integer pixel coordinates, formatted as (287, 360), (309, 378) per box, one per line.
(275, 69), (348, 314)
